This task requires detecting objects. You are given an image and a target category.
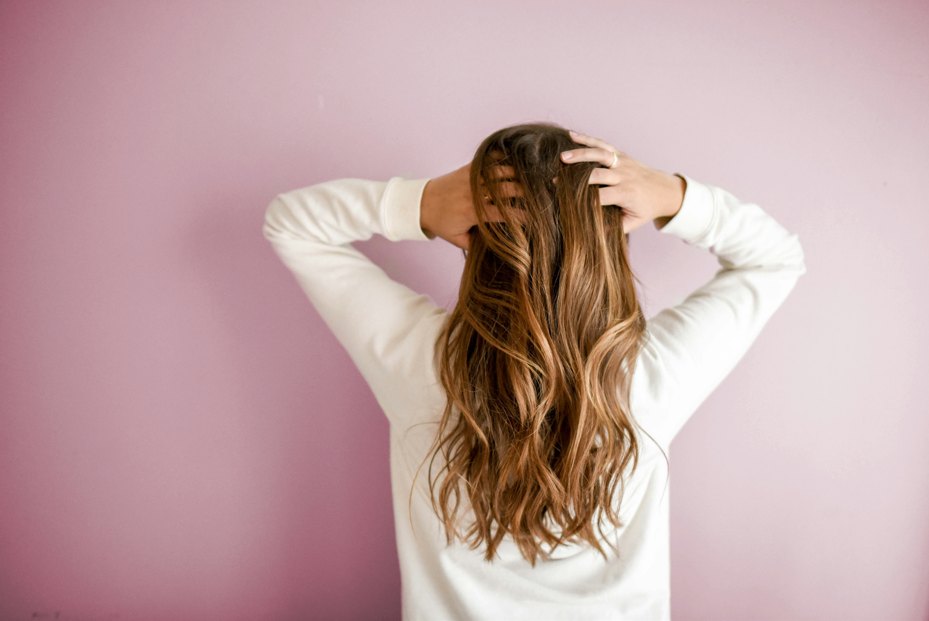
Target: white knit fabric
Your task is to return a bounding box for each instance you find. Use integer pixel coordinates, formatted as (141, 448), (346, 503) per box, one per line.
(263, 173), (806, 620)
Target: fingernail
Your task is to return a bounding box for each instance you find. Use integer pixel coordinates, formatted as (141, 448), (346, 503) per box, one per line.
(561, 152), (573, 160)
(568, 130), (577, 135)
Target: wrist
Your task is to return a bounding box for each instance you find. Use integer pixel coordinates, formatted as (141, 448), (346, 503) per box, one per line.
(420, 179), (437, 238)
(664, 173), (686, 219)
(653, 173), (686, 231)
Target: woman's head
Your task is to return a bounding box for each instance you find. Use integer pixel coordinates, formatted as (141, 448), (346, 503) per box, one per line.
(420, 122), (647, 566)
(469, 123), (626, 254)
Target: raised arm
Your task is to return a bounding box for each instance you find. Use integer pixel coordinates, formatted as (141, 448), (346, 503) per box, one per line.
(633, 177), (806, 446)
(559, 131), (806, 448)
(262, 177), (448, 427)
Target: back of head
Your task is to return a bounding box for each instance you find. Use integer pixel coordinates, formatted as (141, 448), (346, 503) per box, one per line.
(422, 122), (647, 566)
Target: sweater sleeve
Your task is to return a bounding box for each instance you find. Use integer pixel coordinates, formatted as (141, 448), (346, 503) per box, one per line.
(631, 175), (807, 448)
(262, 177), (449, 427)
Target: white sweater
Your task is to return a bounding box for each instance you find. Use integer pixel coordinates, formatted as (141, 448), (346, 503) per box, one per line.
(263, 173), (806, 620)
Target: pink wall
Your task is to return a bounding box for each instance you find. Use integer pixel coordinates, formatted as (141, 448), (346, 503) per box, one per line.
(1, 1), (927, 619)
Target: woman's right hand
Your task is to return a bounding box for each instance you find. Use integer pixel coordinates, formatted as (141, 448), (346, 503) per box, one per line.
(420, 164), (521, 250)
(560, 130), (686, 233)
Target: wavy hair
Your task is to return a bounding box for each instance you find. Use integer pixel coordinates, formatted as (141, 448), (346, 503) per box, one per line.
(418, 123), (649, 566)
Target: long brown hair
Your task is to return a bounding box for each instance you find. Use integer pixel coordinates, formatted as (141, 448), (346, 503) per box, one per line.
(419, 123), (648, 566)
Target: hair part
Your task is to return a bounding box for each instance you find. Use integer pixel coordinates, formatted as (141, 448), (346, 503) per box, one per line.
(416, 122), (649, 566)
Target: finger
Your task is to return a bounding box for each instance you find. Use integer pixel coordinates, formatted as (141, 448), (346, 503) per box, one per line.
(487, 165), (517, 180)
(560, 146), (617, 168)
(478, 187), (522, 208)
(480, 202), (506, 222)
(478, 200), (531, 227)
(568, 130), (615, 152)
(484, 180), (524, 198)
(598, 185), (628, 208)
(588, 167), (619, 186)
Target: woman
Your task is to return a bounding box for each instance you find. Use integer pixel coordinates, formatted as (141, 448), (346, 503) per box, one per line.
(263, 123), (806, 620)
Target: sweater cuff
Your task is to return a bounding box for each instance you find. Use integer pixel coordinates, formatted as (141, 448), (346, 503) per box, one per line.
(383, 177), (432, 242)
(658, 174), (715, 245)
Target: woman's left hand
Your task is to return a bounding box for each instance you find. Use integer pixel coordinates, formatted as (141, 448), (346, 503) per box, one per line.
(560, 130), (685, 233)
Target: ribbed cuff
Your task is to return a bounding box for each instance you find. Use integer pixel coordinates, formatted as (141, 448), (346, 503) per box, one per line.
(658, 174), (715, 245)
(382, 177), (432, 242)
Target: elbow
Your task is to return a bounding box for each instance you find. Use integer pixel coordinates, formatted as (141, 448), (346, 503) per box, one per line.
(262, 194), (291, 244)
